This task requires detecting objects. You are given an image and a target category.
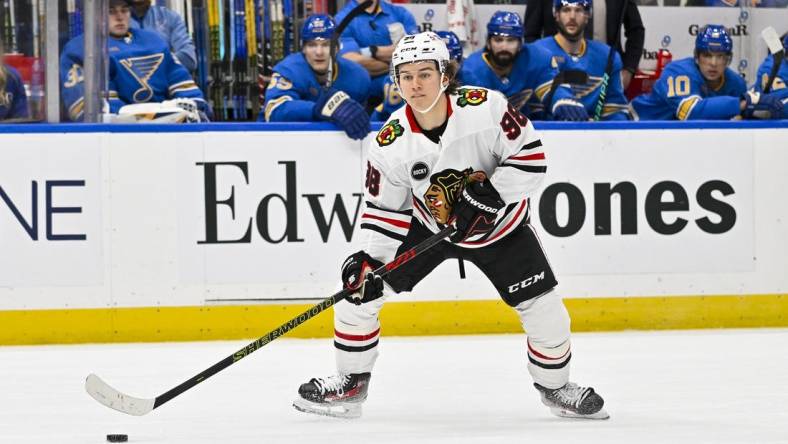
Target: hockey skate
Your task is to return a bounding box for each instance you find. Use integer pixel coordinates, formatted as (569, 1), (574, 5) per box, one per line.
(292, 373), (371, 419)
(534, 382), (609, 420)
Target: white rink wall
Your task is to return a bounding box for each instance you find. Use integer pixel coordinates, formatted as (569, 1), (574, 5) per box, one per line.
(1, 124), (786, 311)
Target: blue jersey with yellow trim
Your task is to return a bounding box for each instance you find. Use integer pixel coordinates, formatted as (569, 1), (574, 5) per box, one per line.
(260, 52), (371, 122)
(335, 0), (419, 99)
(459, 44), (571, 118)
(631, 57), (746, 121)
(534, 36), (630, 120)
(753, 54), (788, 119)
(703, 0), (788, 6)
(0, 66), (29, 120)
(60, 28), (206, 122)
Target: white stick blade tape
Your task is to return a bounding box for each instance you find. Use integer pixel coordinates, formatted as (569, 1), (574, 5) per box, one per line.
(85, 374), (155, 416)
(761, 27), (783, 54)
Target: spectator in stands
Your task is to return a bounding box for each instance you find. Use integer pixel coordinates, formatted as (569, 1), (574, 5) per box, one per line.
(525, 0), (644, 89)
(751, 32), (788, 119)
(460, 11), (587, 121)
(631, 25), (784, 120)
(259, 14), (371, 140)
(534, 0), (632, 120)
(129, 0), (197, 71)
(0, 40), (29, 121)
(335, 0), (419, 103)
(371, 30), (463, 122)
(60, 0), (208, 122)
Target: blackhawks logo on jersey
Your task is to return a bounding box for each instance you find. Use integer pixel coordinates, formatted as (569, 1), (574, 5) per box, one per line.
(423, 168), (472, 224)
(456, 88), (488, 108)
(376, 119), (405, 147)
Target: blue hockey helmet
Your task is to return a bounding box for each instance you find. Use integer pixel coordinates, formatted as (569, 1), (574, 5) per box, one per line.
(436, 30), (463, 63)
(695, 24), (733, 55)
(486, 11), (524, 39)
(553, 0), (593, 15)
(301, 14), (336, 43)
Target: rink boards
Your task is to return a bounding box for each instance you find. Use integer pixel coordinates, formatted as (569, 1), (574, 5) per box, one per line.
(0, 122), (787, 344)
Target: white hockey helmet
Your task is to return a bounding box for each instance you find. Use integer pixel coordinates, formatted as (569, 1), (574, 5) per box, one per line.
(390, 31), (451, 85)
(390, 32), (452, 113)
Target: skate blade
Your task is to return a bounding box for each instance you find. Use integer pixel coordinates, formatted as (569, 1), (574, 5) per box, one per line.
(550, 407), (610, 420)
(292, 398), (362, 419)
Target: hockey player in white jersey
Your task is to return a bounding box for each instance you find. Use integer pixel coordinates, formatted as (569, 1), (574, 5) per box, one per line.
(293, 31), (608, 421)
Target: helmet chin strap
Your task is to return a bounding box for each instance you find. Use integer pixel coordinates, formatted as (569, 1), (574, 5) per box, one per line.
(411, 73), (448, 114)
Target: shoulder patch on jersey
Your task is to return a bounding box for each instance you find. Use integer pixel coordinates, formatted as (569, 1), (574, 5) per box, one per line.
(456, 88), (488, 107)
(376, 119), (405, 147)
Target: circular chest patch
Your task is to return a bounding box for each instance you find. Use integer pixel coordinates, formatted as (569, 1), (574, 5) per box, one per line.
(411, 162), (430, 181)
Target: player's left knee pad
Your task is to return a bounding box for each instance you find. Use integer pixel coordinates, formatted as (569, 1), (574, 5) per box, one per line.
(515, 290), (572, 389)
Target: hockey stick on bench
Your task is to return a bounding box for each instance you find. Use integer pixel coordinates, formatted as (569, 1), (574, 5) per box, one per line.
(85, 225), (455, 416)
(761, 26), (784, 94)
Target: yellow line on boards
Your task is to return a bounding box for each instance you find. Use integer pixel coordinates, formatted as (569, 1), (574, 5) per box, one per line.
(0, 294), (785, 346)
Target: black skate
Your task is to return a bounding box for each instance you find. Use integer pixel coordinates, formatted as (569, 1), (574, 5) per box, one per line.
(534, 382), (609, 420)
(292, 373), (371, 419)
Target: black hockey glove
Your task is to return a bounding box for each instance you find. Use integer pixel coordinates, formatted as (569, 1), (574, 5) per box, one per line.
(450, 178), (505, 243)
(341, 251), (385, 305)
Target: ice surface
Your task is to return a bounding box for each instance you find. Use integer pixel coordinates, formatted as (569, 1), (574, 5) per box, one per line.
(1, 329), (787, 444)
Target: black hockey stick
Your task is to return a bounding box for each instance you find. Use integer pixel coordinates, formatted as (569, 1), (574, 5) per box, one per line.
(327, 0), (372, 88)
(592, 0), (628, 121)
(761, 26), (784, 94)
(85, 225), (455, 416)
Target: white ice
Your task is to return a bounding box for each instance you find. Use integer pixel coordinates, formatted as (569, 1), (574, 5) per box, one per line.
(2, 329), (787, 444)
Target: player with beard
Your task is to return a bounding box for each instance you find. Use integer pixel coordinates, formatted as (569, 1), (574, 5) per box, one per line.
(534, 0), (630, 120)
(293, 31), (608, 421)
(631, 25), (783, 120)
(460, 11), (586, 121)
(259, 14), (371, 140)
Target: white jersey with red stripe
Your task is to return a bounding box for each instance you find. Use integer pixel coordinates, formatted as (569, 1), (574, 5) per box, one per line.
(358, 86), (547, 264)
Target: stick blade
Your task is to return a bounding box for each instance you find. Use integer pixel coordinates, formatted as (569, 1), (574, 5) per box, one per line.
(761, 27), (783, 54)
(85, 373), (155, 416)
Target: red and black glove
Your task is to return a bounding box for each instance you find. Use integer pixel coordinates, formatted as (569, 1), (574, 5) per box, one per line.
(449, 178), (505, 243)
(341, 251), (385, 305)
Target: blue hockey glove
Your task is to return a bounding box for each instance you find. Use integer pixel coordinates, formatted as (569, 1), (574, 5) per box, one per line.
(341, 251), (385, 305)
(552, 99), (590, 121)
(314, 89), (371, 140)
(741, 91), (784, 120)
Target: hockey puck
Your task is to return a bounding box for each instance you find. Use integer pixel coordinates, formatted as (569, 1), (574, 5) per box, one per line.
(106, 434), (128, 442)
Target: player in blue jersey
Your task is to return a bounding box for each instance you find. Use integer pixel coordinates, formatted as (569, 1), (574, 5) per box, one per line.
(59, 0), (207, 122)
(371, 30), (463, 122)
(335, 0), (419, 102)
(129, 0), (197, 71)
(533, 0), (631, 120)
(460, 11), (586, 121)
(259, 14), (371, 140)
(0, 41), (29, 121)
(631, 25), (783, 121)
(751, 33), (788, 119)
